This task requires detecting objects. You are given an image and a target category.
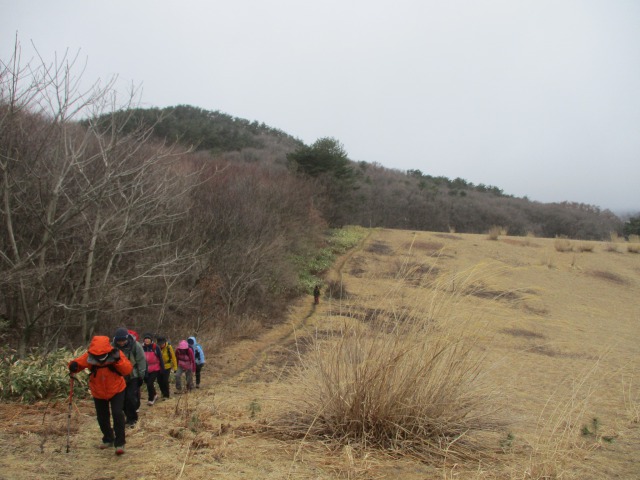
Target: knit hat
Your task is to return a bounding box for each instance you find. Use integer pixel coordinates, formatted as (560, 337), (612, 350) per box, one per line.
(178, 340), (189, 349)
(157, 336), (166, 343)
(143, 333), (153, 340)
(114, 327), (129, 341)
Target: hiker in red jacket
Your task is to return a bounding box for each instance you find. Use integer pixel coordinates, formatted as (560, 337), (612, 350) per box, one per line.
(141, 333), (166, 406)
(68, 335), (132, 455)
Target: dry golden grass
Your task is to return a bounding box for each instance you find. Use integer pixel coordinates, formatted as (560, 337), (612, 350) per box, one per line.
(274, 272), (504, 464)
(2, 228), (640, 479)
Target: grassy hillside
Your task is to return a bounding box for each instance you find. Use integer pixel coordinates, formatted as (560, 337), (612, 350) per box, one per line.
(1, 229), (638, 479)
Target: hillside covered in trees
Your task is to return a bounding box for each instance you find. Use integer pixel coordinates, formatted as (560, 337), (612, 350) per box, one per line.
(121, 104), (625, 239)
(0, 52), (634, 355)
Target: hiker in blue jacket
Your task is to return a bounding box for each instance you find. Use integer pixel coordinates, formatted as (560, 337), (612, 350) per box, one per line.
(187, 336), (205, 389)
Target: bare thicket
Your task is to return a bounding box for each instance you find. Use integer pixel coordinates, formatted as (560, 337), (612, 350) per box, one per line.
(0, 43), (204, 353)
(191, 162), (325, 324)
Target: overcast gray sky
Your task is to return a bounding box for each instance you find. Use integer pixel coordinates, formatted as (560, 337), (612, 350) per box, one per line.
(2, 0), (639, 213)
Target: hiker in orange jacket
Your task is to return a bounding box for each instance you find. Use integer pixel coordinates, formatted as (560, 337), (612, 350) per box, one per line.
(68, 335), (133, 455)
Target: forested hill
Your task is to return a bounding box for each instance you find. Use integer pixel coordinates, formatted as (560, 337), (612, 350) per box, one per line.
(111, 104), (302, 155)
(116, 105), (623, 240)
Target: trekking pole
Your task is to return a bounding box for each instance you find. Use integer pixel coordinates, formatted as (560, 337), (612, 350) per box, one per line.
(66, 374), (75, 453)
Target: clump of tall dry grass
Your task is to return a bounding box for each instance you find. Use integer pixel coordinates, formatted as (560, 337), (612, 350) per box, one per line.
(553, 236), (573, 252)
(487, 226), (503, 241)
(276, 268), (503, 464)
(522, 360), (603, 479)
(628, 234), (640, 254)
(575, 243), (594, 253)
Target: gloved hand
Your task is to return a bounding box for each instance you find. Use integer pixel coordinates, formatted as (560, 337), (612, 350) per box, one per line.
(111, 349), (120, 360)
(69, 361), (79, 373)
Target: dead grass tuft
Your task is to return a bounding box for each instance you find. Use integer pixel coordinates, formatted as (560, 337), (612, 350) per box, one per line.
(628, 244), (640, 254)
(487, 226), (503, 241)
(275, 268), (505, 464)
(522, 361), (603, 479)
(575, 243), (595, 253)
(553, 237), (573, 252)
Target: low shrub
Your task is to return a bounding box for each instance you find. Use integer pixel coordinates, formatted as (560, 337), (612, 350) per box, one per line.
(0, 347), (88, 402)
(294, 226), (367, 293)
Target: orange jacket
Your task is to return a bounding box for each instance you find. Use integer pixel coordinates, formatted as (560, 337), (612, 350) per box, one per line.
(69, 336), (133, 400)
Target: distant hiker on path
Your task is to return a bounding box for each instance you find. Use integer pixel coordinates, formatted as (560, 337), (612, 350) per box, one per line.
(142, 333), (166, 406)
(175, 340), (196, 393)
(112, 327), (146, 427)
(313, 285), (321, 305)
(157, 336), (177, 400)
(68, 335), (132, 455)
(187, 336), (205, 389)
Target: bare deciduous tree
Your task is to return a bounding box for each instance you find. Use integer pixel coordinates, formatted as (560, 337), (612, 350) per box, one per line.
(0, 42), (205, 354)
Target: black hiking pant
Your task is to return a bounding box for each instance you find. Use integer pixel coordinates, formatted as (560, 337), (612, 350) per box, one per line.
(158, 369), (171, 398)
(145, 371), (160, 402)
(94, 390), (126, 447)
(123, 378), (140, 425)
(195, 363), (204, 386)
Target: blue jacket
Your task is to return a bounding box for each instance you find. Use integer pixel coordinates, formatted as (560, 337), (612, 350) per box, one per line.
(187, 336), (205, 365)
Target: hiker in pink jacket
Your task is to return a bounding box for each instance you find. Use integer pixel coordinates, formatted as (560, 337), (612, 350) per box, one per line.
(175, 340), (196, 393)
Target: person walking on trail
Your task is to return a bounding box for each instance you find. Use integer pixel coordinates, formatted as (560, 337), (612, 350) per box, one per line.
(142, 333), (166, 406)
(175, 340), (196, 393)
(112, 327), (146, 427)
(157, 336), (176, 400)
(187, 336), (206, 389)
(313, 285), (321, 305)
(68, 335), (132, 455)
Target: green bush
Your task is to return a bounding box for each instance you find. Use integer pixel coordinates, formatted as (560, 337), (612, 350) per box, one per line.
(293, 226), (367, 293)
(0, 347), (88, 403)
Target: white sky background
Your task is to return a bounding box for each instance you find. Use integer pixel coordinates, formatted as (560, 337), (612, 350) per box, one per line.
(2, 0), (639, 213)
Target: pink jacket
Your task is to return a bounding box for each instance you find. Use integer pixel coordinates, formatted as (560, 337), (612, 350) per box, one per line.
(176, 340), (196, 372)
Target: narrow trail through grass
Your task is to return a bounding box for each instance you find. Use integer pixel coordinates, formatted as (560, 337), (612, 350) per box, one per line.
(218, 228), (374, 383)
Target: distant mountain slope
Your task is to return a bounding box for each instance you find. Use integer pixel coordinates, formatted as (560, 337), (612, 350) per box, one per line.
(101, 104), (623, 239)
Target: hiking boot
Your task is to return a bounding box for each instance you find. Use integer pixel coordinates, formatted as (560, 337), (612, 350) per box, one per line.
(115, 445), (125, 455)
(99, 441), (114, 450)
(147, 394), (159, 406)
